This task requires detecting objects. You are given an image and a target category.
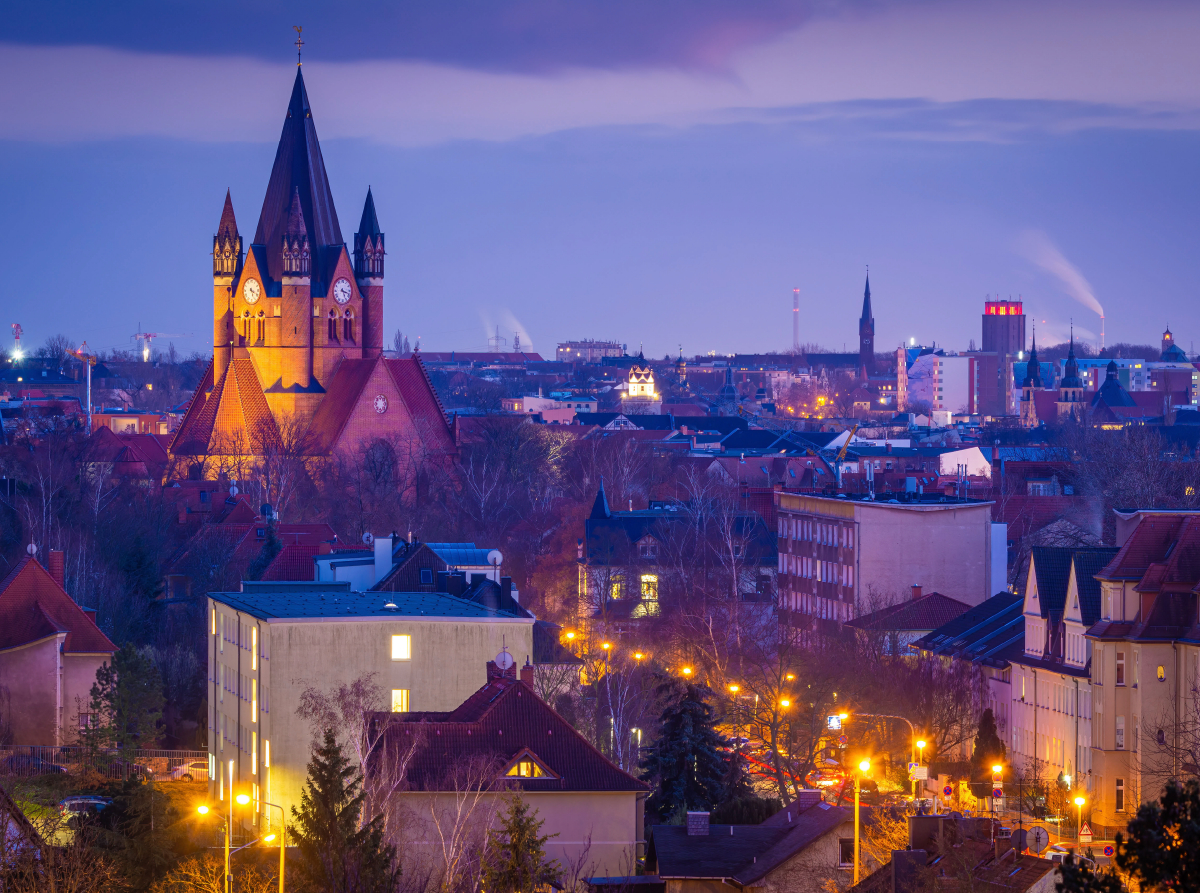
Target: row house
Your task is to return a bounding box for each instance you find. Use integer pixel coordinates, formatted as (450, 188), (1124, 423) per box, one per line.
(1010, 547), (1114, 793)
(1086, 511), (1200, 838)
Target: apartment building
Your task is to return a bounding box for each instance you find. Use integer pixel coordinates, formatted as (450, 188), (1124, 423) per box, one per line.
(207, 579), (535, 830)
(1009, 547), (1114, 794)
(1086, 511), (1200, 837)
(774, 491), (997, 623)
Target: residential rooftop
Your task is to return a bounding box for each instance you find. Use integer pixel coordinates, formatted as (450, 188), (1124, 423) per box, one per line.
(209, 581), (532, 622)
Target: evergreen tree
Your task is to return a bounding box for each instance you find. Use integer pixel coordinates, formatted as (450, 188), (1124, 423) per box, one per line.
(481, 795), (560, 893)
(291, 728), (399, 893)
(1113, 778), (1200, 891)
(640, 680), (728, 823)
(969, 708), (1006, 782)
(86, 644), (164, 751)
(246, 523), (282, 581)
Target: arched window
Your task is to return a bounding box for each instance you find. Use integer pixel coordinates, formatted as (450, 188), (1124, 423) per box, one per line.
(328, 308), (338, 341)
(242, 310), (251, 341)
(343, 309), (354, 343)
(256, 310), (265, 344)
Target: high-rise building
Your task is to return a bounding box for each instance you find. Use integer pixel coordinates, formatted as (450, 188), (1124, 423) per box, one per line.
(981, 299), (1026, 356)
(556, 340), (625, 363)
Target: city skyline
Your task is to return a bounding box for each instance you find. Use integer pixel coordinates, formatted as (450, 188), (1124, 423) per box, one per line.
(4, 0), (1200, 358)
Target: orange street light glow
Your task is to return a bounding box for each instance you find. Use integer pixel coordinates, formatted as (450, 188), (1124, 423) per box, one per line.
(602, 642), (612, 650)
(785, 673), (795, 680)
(1074, 796), (1086, 806)
(236, 794), (250, 806)
(916, 740), (926, 749)
(992, 765), (1003, 774)
(566, 631), (576, 640)
(839, 712), (849, 720)
(780, 699), (791, 707)
(634, 652), (645, 660)
(859, 760), (871, 773)
(264, 833), (277, 842)
(729, 684), (740, 693)
(197, 805), (210, 815)
(682, 667), (693, 675)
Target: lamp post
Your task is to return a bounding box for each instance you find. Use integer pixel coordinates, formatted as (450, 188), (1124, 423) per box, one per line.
(841, 712), (922, 806)
(1074, 796), (1086, 846)
(263, 800), (287, 893)
(991, 765), (1003, 842)
(855, 759), (871, 885)
(916, 739), (927, 804)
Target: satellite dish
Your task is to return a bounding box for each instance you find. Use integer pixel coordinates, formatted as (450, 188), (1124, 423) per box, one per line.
(26, 543), (37, 557)
(487, 549), (503, 567)
(363, 532), (375, 546)
(260, 503), (272, 518)
(495, 649), (515, 670)
(229, 483), (239, 497)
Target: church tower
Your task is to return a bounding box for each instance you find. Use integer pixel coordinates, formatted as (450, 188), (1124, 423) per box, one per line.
(1057, 330), (1086, 421)
(354, 188), (385, 358)
(1020, 330), (1043, 428)
(859, 275), (875, 378)
(212, 191), (242, 374)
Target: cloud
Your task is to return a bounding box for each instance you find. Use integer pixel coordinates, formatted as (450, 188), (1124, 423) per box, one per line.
(1017, 230), (1104, 320)
(6, 0), (1200, 145)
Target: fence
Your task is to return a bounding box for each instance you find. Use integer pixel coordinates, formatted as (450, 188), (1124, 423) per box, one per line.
(0, 746), (208, 781)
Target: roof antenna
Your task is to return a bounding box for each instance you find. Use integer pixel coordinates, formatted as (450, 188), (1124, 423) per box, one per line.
(294, 26), (304, 66)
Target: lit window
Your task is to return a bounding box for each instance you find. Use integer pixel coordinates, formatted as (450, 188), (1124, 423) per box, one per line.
(610, 581), (623, 600)
(252, 731), (257, 774)
(391, 689), (410, 712)
(211, 609), (217, 636)
(251, 627), (257, 670)
(264, 740), (270, 768)
(641, 574), (659, 600)
(252, 679), (257, 720)
(391, 634), (411, 661)
(506, 759), (545, 778)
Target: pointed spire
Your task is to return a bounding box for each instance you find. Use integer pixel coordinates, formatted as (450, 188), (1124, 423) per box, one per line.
(213, 190), (242, 277)
(354, 187), (385, 278)
(286, 187), (307, 237)
(861, 273), (873, 322)
(217, 189), (238, 241)
(358, 187), (381, 236)
(590, 478), (611, 520)
(254, 67), (341, 282)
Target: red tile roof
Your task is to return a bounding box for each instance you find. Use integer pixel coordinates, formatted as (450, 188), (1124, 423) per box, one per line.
(1100, 515), (1193, 580)
(0, 557), (115, 654)
(383, 357), (454, 452)
(260, 544), (320, 581)
(844, 592), (971, 632)
(368, 675), (646, 793)
(169, 357), (278, 456)
(306, 358), (377, 453)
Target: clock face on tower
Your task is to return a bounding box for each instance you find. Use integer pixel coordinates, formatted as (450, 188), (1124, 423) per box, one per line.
(333, 278), (352, 305)
(243, 279), (261, 305)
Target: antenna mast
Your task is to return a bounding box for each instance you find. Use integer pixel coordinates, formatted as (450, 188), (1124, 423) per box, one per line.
(792, 287), (800, 353)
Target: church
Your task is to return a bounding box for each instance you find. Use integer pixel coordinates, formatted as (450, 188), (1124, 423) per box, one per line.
(170, 68), (455, 475)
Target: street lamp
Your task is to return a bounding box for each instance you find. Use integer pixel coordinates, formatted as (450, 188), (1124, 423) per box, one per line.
(991, 765), (1004, 839)
(780, 699), (791, 708)
(729, 684), (740, 693)
(263, 800), (287, 893)
(681, 667), (693, 676)
(855, 759), (871, 885)
(1074, 796), (1086, 844)
(915, 739), (927, 803)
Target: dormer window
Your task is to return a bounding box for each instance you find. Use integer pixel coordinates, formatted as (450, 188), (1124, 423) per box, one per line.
(503, 748), (555, 779)
(638, 537), (658, 559)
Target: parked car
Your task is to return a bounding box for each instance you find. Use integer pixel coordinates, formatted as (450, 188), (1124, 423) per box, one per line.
(59, 796), (112, 820)
(170, 760), (210, 782)
(1, 754), (67, 775)
(104, 759), (152, 780)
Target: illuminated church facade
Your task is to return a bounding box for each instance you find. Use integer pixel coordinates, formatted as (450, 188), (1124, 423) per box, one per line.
(170, 69), (455, 474)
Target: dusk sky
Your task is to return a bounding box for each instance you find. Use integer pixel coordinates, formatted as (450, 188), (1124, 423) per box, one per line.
(4, 0), (1200, 359)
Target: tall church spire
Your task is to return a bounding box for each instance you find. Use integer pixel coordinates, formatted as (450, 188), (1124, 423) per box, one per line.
(354, 188), (384, 279)
(213, 189), (242, 276)
(859, 273), (875, 377)
(254, 68), (342, 283)
(281, 187), (311, 277)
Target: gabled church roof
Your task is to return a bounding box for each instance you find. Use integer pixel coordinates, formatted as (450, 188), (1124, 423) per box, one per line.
(253, 69), (342, 284)
(0, 557), (115, 654)
(169, 356), (277, 456)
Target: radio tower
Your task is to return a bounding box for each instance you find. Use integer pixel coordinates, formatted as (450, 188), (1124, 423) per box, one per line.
(792, 288), (800, 353)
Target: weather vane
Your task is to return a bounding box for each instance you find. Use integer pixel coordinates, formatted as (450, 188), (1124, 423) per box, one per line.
(294, 26), (304, 66)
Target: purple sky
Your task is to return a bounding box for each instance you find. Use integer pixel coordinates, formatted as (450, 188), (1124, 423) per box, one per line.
(3, 0), (1200, 358)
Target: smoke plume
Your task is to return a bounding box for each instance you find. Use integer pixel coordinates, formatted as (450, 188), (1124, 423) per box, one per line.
(1017, 229), (1104, 320)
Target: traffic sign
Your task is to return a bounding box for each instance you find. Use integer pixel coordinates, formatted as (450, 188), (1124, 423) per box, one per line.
(943, 785), (953, 797)
(838, 735), (847, 746)
(1080, 822), (1093, 844)
(1028, 826), (1050, 854)
(827, 715), (843, 731)
(992, 788), (1003, 799)
(911, 766), (929, 780)
(1103, 845), (1114, 858)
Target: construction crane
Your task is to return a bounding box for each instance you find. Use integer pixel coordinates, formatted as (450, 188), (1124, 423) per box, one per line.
(10, 323), (22, 360)
(829, 423), (859, 489)
(66, 342), (96, 432)
(132, 326), (190, 362)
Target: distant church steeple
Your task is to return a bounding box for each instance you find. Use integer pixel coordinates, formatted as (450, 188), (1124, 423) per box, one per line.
(354, 188), (385, 279)
(859, 273), (875, 377)
(213, 190), (242, 276)
(281, 187), (310, 277)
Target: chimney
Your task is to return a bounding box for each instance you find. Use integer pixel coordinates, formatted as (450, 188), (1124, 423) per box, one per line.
(501, 576), (513, 605)
(373, 535), (393, 584)
(911, 584), (922, 600)
(576, 538), (584, 560)
(520, 657), (535, 687)
(686, 812), (710, 836)
(47, 550), (65, 590)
